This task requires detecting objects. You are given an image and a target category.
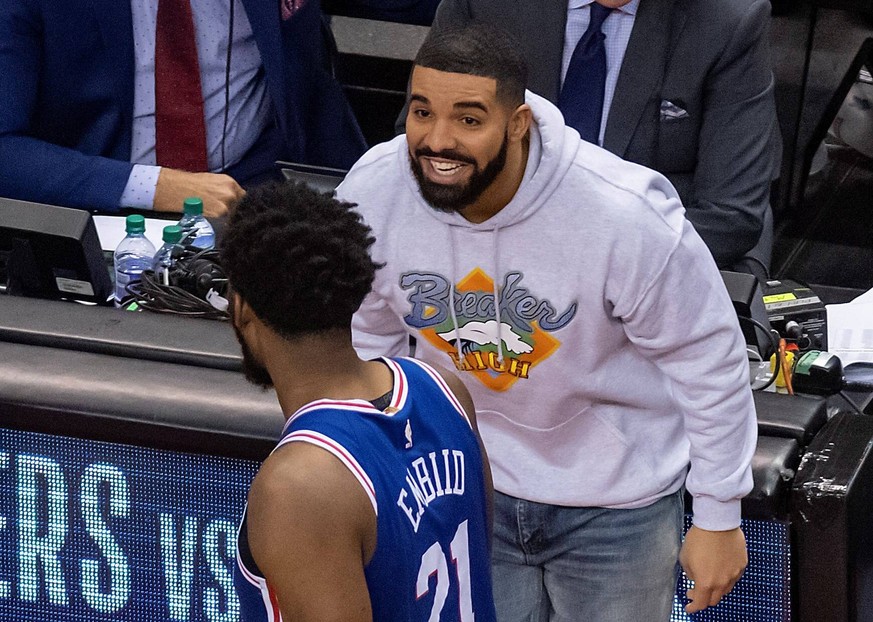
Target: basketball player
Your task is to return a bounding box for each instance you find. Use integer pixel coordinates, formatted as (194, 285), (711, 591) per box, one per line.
(221, 181), (497, 622)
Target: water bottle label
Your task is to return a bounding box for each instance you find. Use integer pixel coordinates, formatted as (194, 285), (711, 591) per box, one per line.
(55, 277), (95, 297)
(116, 272), (136, 286)
(177, 217), (215, 249)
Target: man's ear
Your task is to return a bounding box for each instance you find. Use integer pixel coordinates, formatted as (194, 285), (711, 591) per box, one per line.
(231, 292), (255, 329)
(509, 104), (533, 143)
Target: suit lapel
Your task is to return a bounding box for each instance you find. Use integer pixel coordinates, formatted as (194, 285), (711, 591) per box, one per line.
(90, 0), (135, 124)
(535, 0), (573, 101)
(240, 0), (286, 119)
(603, 0), (683, 157)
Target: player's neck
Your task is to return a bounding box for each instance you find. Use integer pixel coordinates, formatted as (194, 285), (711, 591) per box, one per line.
(265, 332), (394, 416)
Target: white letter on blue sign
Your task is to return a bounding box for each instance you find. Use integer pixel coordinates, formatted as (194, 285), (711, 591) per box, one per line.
(160, 513), (198, 620)
(203, 519), (240, 622)
(0, 451), (10, 599)
(81, 463), (131, 612)
(17, 454), (69, 605)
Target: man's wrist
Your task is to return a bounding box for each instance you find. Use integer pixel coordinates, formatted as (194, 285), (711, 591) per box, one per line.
(119, 165), (162, 210)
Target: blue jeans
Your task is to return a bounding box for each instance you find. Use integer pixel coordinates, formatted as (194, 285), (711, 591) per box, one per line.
(491, 489), (683, 622)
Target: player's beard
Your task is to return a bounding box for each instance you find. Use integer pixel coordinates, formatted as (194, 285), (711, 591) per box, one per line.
(232, 323), (274, 389)
(410, 131), (509, 213)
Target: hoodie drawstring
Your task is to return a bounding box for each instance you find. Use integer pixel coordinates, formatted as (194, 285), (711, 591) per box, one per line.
(491, 226), (504, 365)
(448, 227), (463, 363)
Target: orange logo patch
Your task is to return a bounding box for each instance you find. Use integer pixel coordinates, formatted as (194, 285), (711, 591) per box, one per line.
(416, 269), (562, 391)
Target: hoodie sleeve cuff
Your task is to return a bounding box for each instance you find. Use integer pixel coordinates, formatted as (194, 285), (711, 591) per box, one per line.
(691, 496), (742, 531)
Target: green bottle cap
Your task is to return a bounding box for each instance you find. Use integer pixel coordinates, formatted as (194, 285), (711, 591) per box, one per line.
(125, 214), (146, 234)
(183, 197), (204, 215)
(162, 225), (183, 244)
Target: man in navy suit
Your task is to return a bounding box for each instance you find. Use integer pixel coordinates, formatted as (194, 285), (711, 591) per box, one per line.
(0, 0), (366, 216)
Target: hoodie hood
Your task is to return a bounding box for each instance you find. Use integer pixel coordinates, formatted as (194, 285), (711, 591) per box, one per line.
(399, 91), (581, 231)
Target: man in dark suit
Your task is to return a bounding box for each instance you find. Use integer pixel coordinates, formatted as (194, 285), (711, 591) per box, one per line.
(0, 0), (366, 216)
(427, 0), (781, 274)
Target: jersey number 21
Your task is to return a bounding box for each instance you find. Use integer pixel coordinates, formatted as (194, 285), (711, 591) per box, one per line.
(416, 520), (475, 621)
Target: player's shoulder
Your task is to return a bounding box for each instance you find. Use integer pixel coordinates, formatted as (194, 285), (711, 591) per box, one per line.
(244, 438), (376, 603)
(256, 440), (348, 498)
(397, 357), (461, 394)
(250, 435), (376, 527)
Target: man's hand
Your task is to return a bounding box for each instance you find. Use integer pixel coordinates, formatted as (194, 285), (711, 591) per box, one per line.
(679, 525), (748, 613)
(154, 168), (245, 217)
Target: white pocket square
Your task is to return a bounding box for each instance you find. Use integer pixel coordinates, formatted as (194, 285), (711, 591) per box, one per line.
(660, 100), (689, 121)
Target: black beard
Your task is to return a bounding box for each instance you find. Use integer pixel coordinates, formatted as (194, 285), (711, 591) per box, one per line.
(232, 323), (274, 389)
(410, 132), (509, 213)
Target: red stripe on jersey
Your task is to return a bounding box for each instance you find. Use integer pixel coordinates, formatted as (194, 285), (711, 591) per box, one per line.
(236, 549), (261, 585)
(283, 399), (377, 433)
(282, 356), (413, 432)
(267, 582), (281, 621)
(383, 357), (408, 411)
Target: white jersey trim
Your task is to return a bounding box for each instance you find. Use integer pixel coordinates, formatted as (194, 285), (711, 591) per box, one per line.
(283, 399), (377, 434)
(235, 548), (281, 621)
(281, 358), (410, 433)
(380, 356), (410, 412)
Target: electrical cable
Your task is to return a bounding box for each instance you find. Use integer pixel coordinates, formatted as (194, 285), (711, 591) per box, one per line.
(737, 314), (781, 391)
(125, 247), (229, 320)
(778, 337), (794, 395)
(127, 271), (228, 320)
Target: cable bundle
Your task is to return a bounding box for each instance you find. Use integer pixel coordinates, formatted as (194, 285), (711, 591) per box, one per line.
(126, 247), (229, 320)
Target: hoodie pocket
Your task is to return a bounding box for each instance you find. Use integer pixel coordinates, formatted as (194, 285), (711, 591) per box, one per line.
(477, 406), (660, 506)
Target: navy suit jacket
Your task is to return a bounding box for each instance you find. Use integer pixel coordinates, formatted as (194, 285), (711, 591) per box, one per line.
(0, 0), (366, 211)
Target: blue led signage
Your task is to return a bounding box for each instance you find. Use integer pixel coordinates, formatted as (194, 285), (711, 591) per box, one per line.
(0, 427), (791, 621)
(0, 428), (258, 621)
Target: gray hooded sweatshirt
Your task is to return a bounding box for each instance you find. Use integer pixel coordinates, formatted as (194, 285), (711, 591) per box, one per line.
(337, 91), (756, 532)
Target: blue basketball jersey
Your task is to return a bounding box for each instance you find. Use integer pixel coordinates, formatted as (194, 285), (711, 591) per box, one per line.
(235, 357), (496, 622)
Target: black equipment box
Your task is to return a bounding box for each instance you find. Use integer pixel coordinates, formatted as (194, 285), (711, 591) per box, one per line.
(763, 279), (828, 350)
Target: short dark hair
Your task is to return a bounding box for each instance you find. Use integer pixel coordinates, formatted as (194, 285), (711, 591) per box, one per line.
(413, 22), (527, 108)
(220, 181), (380, 339)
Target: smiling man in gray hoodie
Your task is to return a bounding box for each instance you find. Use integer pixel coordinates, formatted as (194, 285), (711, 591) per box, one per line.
(336, 23), (756, 622)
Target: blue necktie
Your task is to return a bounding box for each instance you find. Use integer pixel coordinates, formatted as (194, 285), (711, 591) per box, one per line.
(558, 3), (612, 144)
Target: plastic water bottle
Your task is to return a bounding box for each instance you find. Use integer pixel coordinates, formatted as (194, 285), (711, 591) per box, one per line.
(114, 214), (156, 307)
(152, 225), (184, 285)
(177, 197), (215, 249)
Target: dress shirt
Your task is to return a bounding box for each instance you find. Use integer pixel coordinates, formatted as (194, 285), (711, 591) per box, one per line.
(561, 0), (639, 145)
(121, 0), (272, 209)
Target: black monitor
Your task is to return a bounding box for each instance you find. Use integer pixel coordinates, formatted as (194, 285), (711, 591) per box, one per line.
(275, 161), (347, 194)
(0, 197), (113, 305)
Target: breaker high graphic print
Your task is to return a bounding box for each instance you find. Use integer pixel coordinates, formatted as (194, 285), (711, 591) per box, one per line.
(400, 268), (577, 391)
